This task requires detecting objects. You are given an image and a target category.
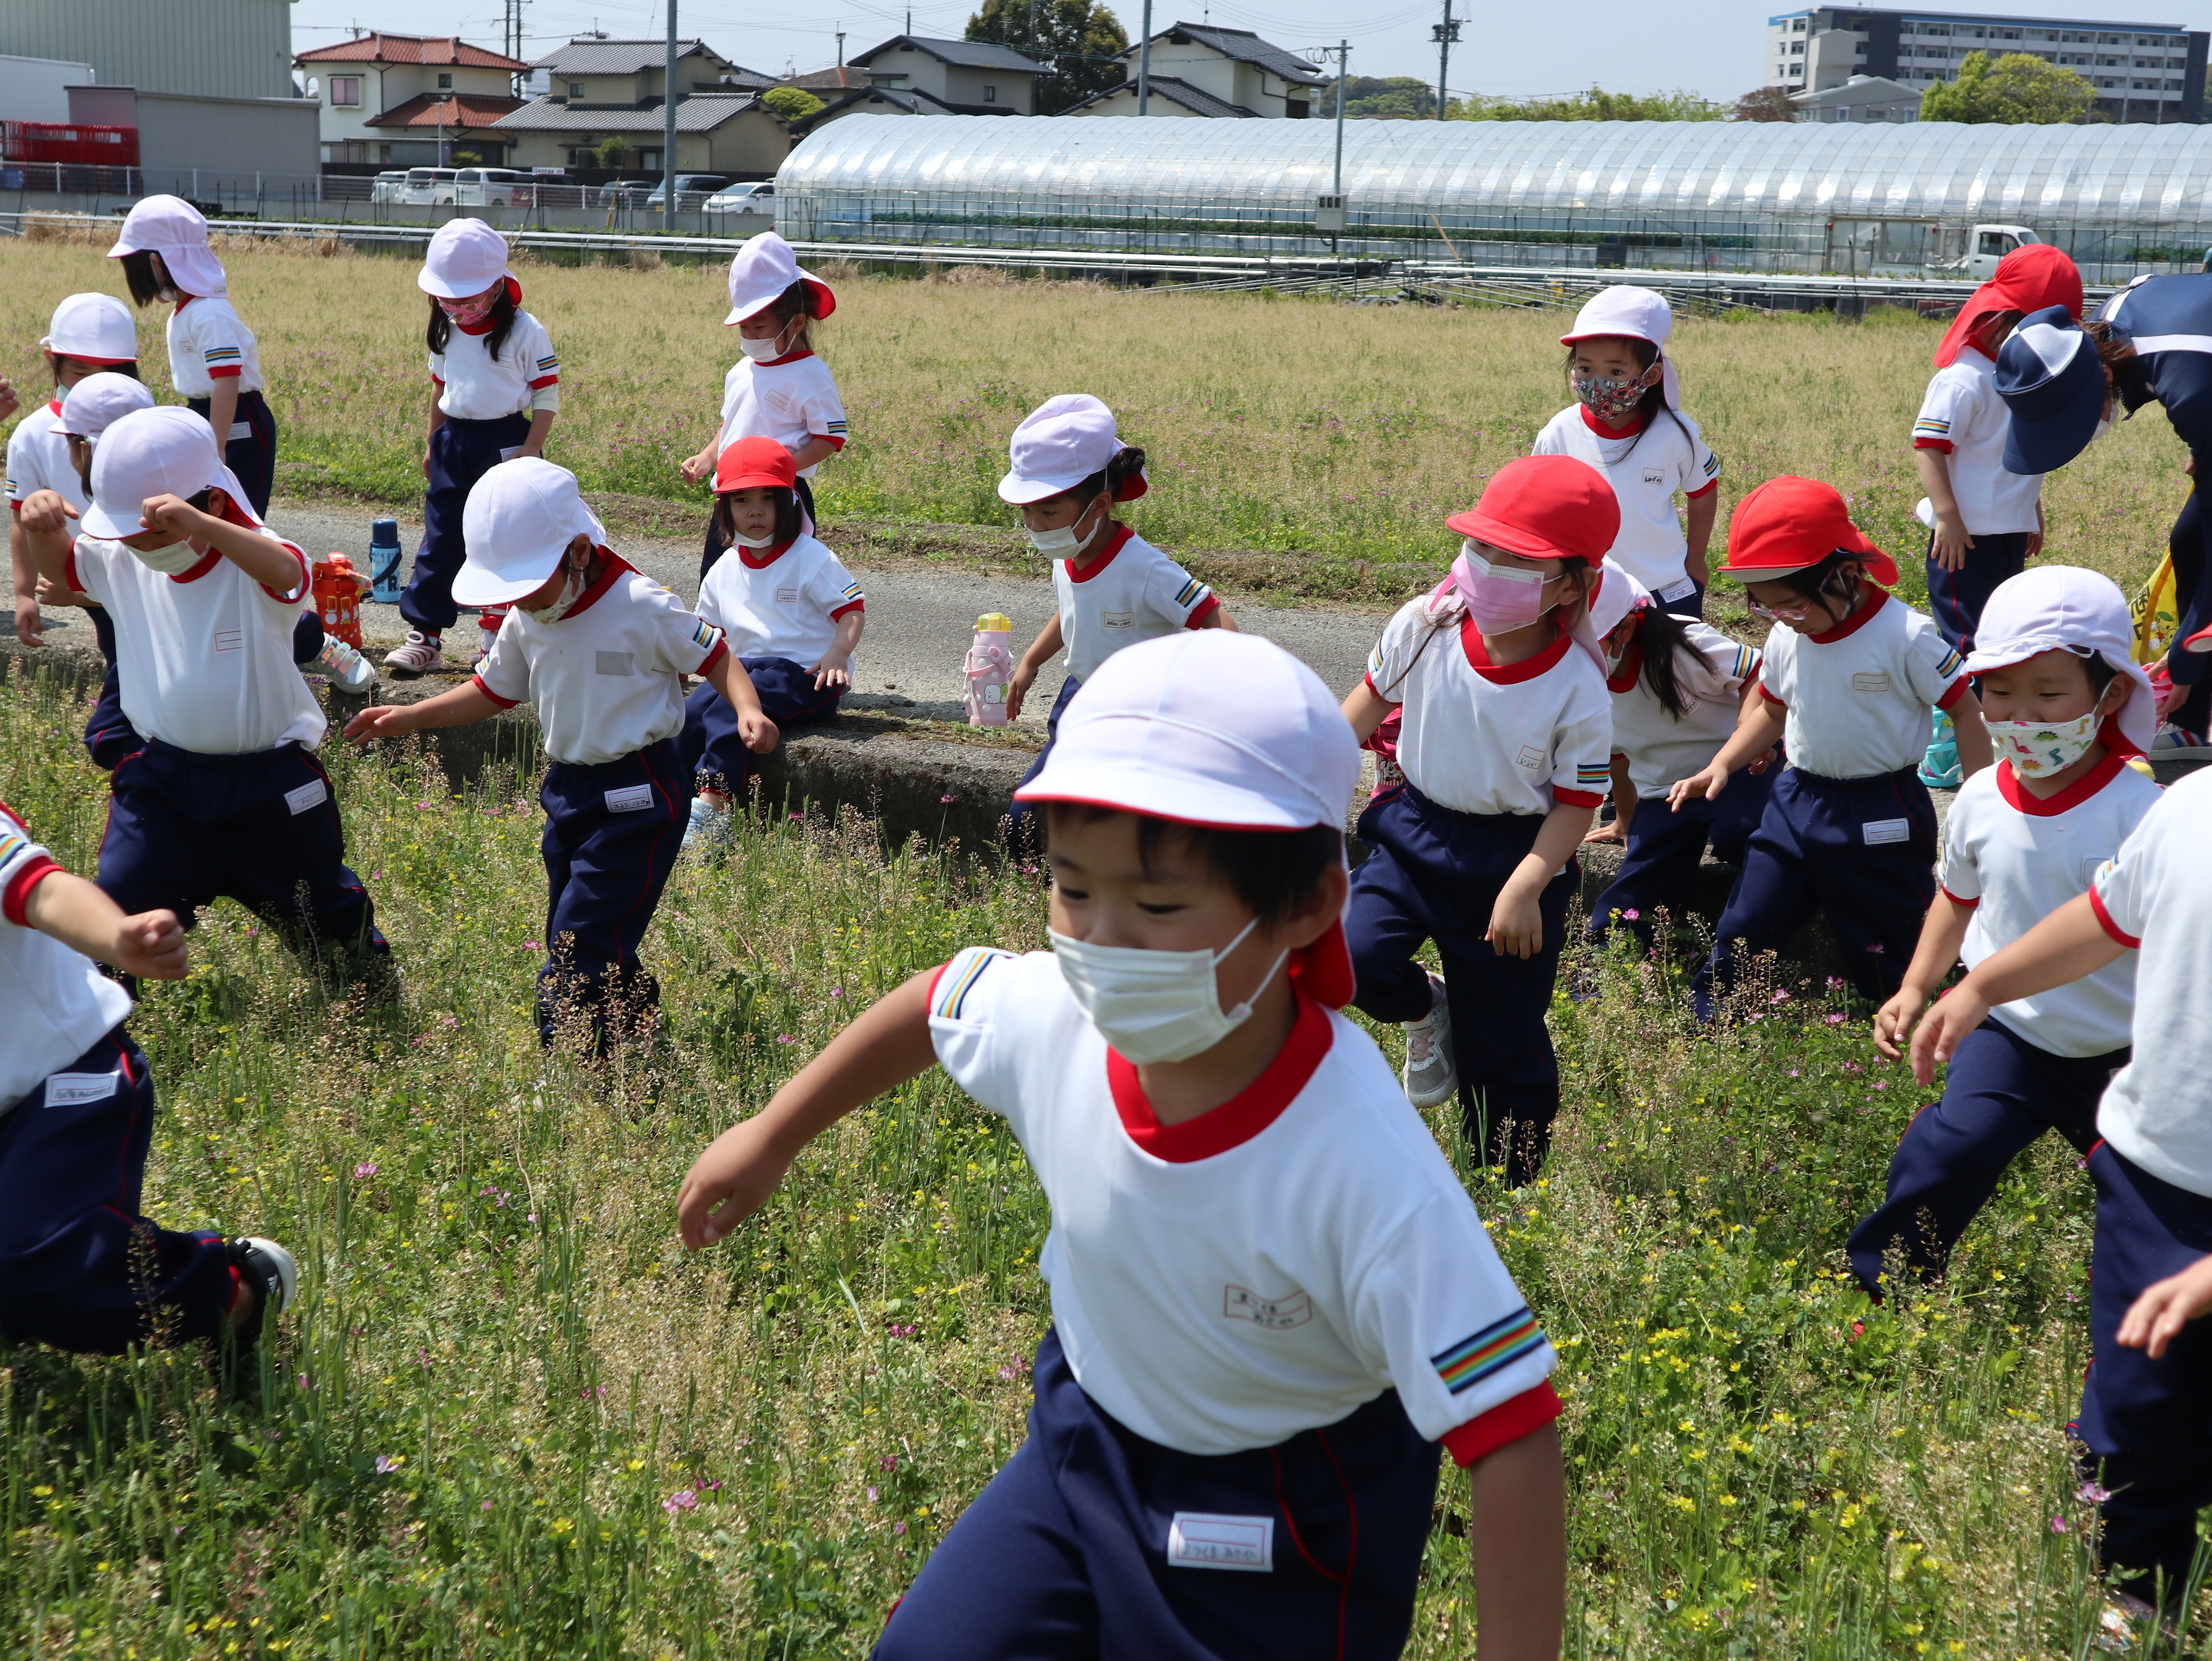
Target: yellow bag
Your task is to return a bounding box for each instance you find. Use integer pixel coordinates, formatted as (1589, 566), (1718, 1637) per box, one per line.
(2134, 550), (2180, 663)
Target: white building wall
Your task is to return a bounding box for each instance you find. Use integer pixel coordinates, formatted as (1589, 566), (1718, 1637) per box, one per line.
(0, 53), (92, 122)
(0, 0), (298, 101)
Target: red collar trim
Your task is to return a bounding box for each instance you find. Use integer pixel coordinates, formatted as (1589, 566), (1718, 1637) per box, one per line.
(173, 295), (195, 311)
(1994, 748), (2129, 817)
(738, 536), (796, 570)
(1604, 638), (1644, 694)
(1065, 522), (1134, 584)
(1105, 995), (1333, 1163)
(168, 546), (224, 583)
(1459, 613), (1572, 683)
(1806, 585), (1889, 645)
(757, 346), (815, 368)
(1578, 403), (1649, 439)
(561, 549), (631, 620)
(46, 398), (62, 417)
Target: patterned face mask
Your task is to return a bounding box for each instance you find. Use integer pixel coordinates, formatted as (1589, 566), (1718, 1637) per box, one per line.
(1571, 369), (1652, 424)
(1986, 706), (2102, 778)
(437, 287), (500, 323)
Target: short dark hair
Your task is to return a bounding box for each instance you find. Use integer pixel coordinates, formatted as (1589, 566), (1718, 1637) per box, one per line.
(1043, 805), (1341, 927)
(53, 357), (139, 381)
(118, 250), (165, 307)
(2076, 648), (2119, 696)
(713, 484), (805, 549)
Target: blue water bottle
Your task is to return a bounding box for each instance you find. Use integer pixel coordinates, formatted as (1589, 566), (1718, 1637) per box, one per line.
(369, 519), (402, 603)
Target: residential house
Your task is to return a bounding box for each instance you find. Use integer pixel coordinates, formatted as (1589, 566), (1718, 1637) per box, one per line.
(1070, 23), (1323, 118)
(294, 33), (527, 165)
(1787, 71), (1922, 120)
(843, 36), (1045, 114)
(526, 37), (773, 108)
(495, 37), (789, 175)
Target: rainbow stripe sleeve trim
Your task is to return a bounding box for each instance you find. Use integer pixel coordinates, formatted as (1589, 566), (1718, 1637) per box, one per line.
(1432, 1307), (1546, 1396)
(931, 948), (1008, 1021)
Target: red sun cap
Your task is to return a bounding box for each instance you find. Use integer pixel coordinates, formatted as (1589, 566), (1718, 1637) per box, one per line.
(715, 436), (796, 495)
(1717, 476), (1899, 585)
(1445, 454), (1620, 565)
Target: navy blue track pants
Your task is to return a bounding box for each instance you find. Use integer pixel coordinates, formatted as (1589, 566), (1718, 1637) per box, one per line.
(2076, 1143), (2212, 1603)
(1691, 764), (1937, 1019)
(873, 1326), (1441, 1661)
(401, 412), (532, 635)
(536, 739), (687, 1052)
(1005, 674), (1081, 853)
(186, 389), (276, 517)
(1924, 527), (2031, 657)
(1347, 785), (1575, 1185)
(677, 655), (843, 797)
(1846, 1017), (2121, 1294)
(0, 1029), (233, 1354)
(1588, 763), (1773, 950)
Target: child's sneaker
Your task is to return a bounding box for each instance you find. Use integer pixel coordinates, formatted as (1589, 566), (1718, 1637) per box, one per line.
(474, 608), (508, 670)
(2151, 721), (2210, 751)
(684, 796), (732, 850)
(316, 635), (376, 693)
(227, 1235), (299, 1348)
(383, 630), (442, 678)
(1402, 972), (1457, 1108)
(1918, 705), (1962, 788)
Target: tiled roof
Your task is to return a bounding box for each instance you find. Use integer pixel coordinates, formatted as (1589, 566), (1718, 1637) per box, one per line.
(297, 32), (527, 71)
(531, 38), (728, 75)
(799, 85), (965, 125)
(783, 65), (874, 90)
(492, 92), (771, 131)
(1065, 75), (1256, 117)
(1128, 22), (1323, 82)
(849, 35), (1044, 72)
(366, 92), (528, 130)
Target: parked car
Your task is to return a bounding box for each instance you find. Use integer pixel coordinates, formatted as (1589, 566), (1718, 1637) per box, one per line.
(455, 167), (532, 207)
(593, 178), (660, 207)
(367, 170), (409, 204)
(398, 167), (460, 206)
(642, 173), (730, 209)
(704, 181), (775, 212)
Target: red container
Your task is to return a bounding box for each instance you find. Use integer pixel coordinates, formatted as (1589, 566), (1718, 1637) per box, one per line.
(1, 122), (140, 167)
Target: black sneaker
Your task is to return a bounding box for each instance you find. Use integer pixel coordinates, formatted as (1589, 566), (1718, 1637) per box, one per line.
(227, 1236), (299, 1348)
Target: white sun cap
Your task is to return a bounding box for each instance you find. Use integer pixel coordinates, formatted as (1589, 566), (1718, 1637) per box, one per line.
(998, 393), (1124, 505)
(1962, 565), (2157, 755)
(724, 230), (836, 325)
(1015, 629), (1357, 831)
(452, 458), (609, 606)
(1559, 283), (1681, 408)
(417, 217), (514, 299)
(82, 406), (227, 540)
(106, 194), (227, 298)
(1586, 557), (1652, 642)
(44, 293), (139, 364)
(54, 372), (155, 441)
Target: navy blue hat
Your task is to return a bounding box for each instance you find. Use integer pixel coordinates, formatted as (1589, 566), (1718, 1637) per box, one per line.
(1995, 304), (2108, 474)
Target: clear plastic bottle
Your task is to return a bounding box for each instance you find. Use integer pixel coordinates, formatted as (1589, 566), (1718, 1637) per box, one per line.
(965, 612), (1015, 728)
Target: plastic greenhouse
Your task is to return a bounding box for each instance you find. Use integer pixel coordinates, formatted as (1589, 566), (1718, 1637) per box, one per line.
(775, 114), (2212, 282)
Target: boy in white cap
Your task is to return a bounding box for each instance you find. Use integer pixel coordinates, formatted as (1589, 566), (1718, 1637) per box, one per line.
(679, 231), (846, 577)
(0, 802), (296, 1357)
(1852, 565), (2159, 1297)
(385, 218), (561, 678)
(677, 629), (1566, 1661)
(18, 406), (392, 986)
(108, 195), (280, 516)
(1533, 286), (1720, 618)
(998, 394), (1231, 837)
(345, 459), (773, 1053)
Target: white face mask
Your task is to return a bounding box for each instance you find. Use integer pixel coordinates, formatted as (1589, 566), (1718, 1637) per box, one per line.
(737, 321), (792, 362)
(1048, 914), (1288, 1064)
(128, 537), (204, 577)
(1987, 707), (2103, 778)
(729, 527), (777, 549)
(532, 566), (587, 624)
(1025, 496), (1102, 559)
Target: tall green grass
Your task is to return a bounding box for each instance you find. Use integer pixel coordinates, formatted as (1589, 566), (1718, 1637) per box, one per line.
(0, 668), (2167, 1657)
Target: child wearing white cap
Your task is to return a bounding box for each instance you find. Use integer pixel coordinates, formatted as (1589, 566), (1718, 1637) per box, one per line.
(17, 407), (392, 988)
(385, 219), (561, 678)
(108, 195), (279, 516)
(1849, 565), (2159, 1297)
(678, 232), (846, 579)
(345, 459), (773, 1053)
(998, 394), (1231, 835)
(1532, 286), (1720, 618)
(676, 629), (1566, 1661)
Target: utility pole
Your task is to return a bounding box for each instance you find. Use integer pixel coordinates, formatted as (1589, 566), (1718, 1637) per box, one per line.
(663, 0), (677, 230)
(1138, 0), (1153, 113)
(1333, 41), (1347, 196)
(836, 27), (846, 65)
(1430, 0), (1459, 120)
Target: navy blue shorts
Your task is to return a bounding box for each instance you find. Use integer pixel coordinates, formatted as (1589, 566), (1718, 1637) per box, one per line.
(1924, 528), (2032, 656)
(187, 388), (276, 517)
(676, 655), (843, 797)
(1588, 764), (1773, 950)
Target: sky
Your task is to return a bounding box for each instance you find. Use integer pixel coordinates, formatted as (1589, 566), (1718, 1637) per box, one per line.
(289, 0), (2212, 104)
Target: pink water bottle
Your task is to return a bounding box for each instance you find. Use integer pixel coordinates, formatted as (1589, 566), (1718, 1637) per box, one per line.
(965, 612), (1014, 727)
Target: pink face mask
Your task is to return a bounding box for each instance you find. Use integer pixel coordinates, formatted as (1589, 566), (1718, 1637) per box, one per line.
(1452, 542), (1553, 634)
(438, 286), (500, 323)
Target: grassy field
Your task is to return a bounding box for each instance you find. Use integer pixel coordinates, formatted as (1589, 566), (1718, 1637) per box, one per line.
(0, 235), (2187, 608)
(0, 664), (2157, 1659)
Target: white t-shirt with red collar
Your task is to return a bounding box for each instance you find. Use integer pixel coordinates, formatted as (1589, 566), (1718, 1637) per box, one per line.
(1606, 622), (1759, 800)
(695, 532), (863, 667)
(166, 295), (262, 400)
(1365, 600), (1612, 815)
(1941, 750), (2158, 1058)
(1756, 591), (1968, 780)
(1052, 525), (1218, 684)
(1532, 403), (1718, 602)
(714, 350), (847, 479)
(1911, 346), (2041, 536)
(0, 803), (132, 1116)
(927, 945), (1560, 1461)
(66, 522), (320, 754)
(429, 307), (559, 422)
(475, 553), (727, 766)
(7, 398), (82, 515)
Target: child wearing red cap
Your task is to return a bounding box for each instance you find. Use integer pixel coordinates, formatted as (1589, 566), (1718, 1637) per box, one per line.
(678, 437), (866, 847)
(677, 629), (1566, 1661)
(1339, 455), (1617, 1185)
(1910, 243), (2082, 782)
(1669, 476), (1992, 1020)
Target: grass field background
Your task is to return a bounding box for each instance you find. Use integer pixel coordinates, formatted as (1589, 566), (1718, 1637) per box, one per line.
(0, 235), (2188, 608)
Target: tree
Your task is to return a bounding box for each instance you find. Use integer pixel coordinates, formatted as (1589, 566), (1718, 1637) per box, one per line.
(1316, 76), (1435, 120)
(594, 135), (627, 170)
(1449, 86), (1727, 121)
(965, 0), (1128, 114)
(762, 86), (826, 123)
(1920, 50), (2095, 123)
(1734, 86), (1796, 122)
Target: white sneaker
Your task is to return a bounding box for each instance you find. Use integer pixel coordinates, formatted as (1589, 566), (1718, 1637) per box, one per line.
(227, 1235), (299, 1347)
(383, 630), (442, 677)
(1402, 972), (1458, 1108)
(317, 635), (376, 692)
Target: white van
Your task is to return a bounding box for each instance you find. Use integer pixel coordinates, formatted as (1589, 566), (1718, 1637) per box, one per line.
(398, 167), (460, 206)
(455, 167), (531, 207)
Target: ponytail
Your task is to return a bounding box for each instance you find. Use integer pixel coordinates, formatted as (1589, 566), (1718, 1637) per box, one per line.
(1073, 444), (1147, 507)
(1629, 605), (1697, 718)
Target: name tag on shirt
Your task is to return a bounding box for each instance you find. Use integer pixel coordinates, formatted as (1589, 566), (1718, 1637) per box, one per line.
(1223, 1285), (1313, 1329)
(283, 778), (329, 815)
(1516, 745), (1546, 772)
(214, 629), (244, 653)
(605, 784), (655, 814)
(1655, 576), (1699, 604)
(45, 1071), (119, 1106)
(1641, 466), (1667, 487)
(776, 586), (800, 604)
(595, 651), (634, 677)
(1167, 1513), (1273, 1573)
(1863, 817), (1911, 846)
(1102, 609), (1135, 631)
(1850, 671), (1892, 694)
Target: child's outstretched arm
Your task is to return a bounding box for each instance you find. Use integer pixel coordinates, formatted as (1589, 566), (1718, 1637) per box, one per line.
(1466, 1422), (1567, 1661)
(1907, 890), (2127, 1085)
(1873, 893), (1972, 1062)
(23, 868), (188, 980)
(704, 651), (780, 751)
(343, 683), (508, 744)
(1006, 613), (1063, 722)
(810, 608), (866, 690)
(678, 971), (939, 1248)
(1667, 691), (1786, 809)
(137, 495), (303, 595)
